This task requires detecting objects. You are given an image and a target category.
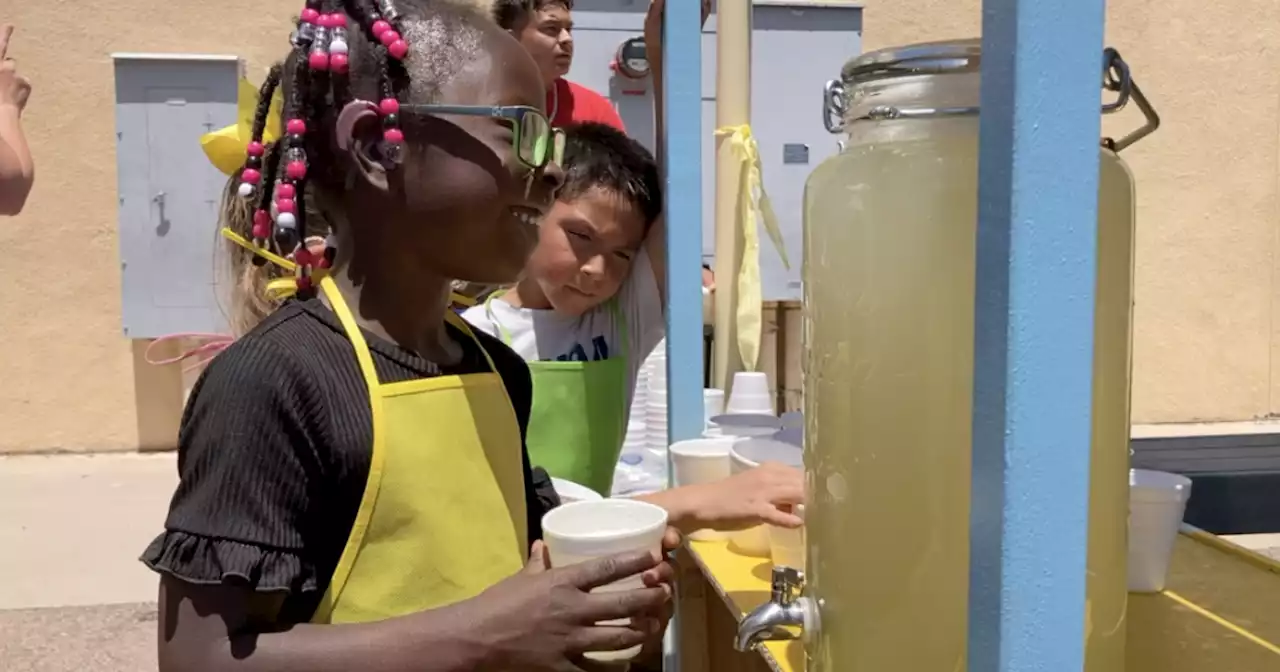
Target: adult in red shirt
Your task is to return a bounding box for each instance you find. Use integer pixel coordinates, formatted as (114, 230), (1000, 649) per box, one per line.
(493, 0), (626, 131)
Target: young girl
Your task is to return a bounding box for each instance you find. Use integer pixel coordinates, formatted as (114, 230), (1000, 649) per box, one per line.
(142, 2), (673, 670)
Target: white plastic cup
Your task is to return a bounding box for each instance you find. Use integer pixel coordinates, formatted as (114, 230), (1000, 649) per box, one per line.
(1128, 469), (1193, 593)
(769, 504), (806, 571)
(670, 437), (734, 487)
(726, 372), (774, 414)
(730, 371), (771, 397)
(541, 499), (669, 662)
(725, 393), (774, 415)
(703, 388), (726, 428)
(670, 437), (736, 541)
(728, 438), (804, 557)
(730, 437), (804, 471)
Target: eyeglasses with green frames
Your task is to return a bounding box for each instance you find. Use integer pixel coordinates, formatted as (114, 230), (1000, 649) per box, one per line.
(401, 104), (566, 170)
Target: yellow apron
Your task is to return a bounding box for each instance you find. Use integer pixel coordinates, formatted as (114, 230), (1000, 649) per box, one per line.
(311, 276), (528, 624)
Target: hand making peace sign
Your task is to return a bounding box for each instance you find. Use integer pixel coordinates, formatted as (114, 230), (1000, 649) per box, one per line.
(0, 25), (32, 113)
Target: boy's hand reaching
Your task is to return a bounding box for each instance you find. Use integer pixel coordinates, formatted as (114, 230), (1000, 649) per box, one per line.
(683, 462), (805, 532)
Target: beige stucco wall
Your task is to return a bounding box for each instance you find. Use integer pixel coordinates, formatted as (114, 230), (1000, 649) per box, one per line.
(854, 0), (1280, 425)
(1, 2), (296, 453)
(1, 0), (1276, 453)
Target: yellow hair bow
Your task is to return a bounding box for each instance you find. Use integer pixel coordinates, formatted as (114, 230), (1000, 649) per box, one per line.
(201, 77), (284, 176)
(713, 124), (790, 372)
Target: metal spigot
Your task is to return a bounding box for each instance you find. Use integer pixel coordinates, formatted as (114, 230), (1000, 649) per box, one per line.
(735, 566), (812, 652)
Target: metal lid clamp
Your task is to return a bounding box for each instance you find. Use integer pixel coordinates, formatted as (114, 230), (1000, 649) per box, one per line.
(821, 42), (1160, 152)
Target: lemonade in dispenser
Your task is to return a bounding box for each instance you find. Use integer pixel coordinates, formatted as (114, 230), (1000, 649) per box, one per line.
(735, 39), (1160, 672)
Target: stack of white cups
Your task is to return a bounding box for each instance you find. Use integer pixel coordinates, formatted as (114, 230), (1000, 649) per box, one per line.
(703, 388), (725, 430)
(620, 357), (650, 457)
(645, 341), (669, 456)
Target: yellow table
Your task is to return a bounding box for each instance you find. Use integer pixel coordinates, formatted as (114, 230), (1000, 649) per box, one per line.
(677, 529), (1280, 672)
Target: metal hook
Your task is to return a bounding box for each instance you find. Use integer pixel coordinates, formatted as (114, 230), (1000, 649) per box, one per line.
(822, 79), (846, 134)
(1100, 48), (1160, 152)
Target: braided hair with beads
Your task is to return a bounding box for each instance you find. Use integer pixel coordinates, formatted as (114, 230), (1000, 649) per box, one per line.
(232, 0), (414, 297)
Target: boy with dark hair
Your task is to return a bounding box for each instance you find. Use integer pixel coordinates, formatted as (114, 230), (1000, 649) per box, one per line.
(492, 0), (626, 129)
(465, 123), (664, 484)
(465, 1), (802, 532)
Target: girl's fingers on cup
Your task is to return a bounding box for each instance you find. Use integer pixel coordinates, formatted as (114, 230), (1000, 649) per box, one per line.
(581, 585), (670, 621)
(568, 622), (649, 653)
(640, 558), (676, 587)
(566, 549), (661, 591)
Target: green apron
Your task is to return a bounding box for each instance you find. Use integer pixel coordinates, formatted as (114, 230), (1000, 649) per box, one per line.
(485, 294), (630, 495)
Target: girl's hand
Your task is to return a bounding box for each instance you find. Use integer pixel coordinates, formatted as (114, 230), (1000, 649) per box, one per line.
(469, 543), (674, 671)
(630, 525), (681, 665)
(0, 26), (31, 114)
(685, 462), (805, 531)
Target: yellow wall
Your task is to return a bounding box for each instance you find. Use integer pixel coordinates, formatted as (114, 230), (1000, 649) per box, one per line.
(1, 0), (1275, 453)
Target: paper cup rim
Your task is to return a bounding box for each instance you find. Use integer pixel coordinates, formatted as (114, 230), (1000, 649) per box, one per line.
(542, 499), (669, 543)
(730, 437), (804, 470)
(669, 437), (735, 458)
(1130, 469), (1192, 502)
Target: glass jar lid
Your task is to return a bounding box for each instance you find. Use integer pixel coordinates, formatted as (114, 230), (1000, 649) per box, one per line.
(823, 39), (1159, 152)
(842, 39), (981, 87)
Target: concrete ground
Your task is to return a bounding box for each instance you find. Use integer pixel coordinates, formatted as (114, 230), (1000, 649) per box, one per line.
(1, 453), (175, 671)
(0, 453), (1277, 671)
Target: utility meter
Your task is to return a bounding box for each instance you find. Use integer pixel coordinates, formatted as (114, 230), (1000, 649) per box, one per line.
(614, 36), (650, 79)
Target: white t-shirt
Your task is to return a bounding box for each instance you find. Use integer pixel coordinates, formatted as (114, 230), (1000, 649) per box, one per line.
(461, 249), (666, 420)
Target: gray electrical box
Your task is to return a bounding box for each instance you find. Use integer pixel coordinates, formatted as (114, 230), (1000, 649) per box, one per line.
(567, 1), (862, 299)
(114, 55), (239, 338)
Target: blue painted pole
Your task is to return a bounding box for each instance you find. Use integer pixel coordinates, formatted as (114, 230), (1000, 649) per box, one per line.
(661, 4), (704, 672)
(663, 1), (706, 451)
(968, 1), (1107, 671)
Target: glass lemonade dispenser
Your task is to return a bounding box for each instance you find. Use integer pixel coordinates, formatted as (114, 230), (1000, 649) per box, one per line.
(740, 39), (1159, 671)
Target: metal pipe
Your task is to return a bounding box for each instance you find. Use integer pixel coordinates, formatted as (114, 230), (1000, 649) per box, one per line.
(711, 0), (751, 391)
